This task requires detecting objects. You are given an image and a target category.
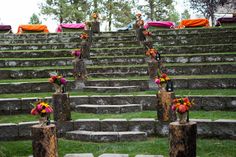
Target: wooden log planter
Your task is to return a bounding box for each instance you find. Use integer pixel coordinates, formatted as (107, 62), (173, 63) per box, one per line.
(52, 93), (71, 122)
(169, 121), (197, 157)
(91, 22), (100, 33)
(156, 91), (176, 122)
(31, 124), (58, 157)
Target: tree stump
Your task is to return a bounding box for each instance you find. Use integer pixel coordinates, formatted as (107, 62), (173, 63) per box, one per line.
(72, 58), (87, 81)
(81, 41), (90, 59)
(157, 91), (176, 122)
(169, 122), (197, 157)
(136, 28), (146, 41)
(31, 124), (58, 157)
(52, 93), (71, 122)
(148, 59), (159, 80)
(91, 22), (100, 33)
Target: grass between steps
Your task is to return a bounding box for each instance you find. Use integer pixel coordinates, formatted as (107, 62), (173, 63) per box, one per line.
(0, 111), (236, 124)
(0, 138), (235, 157)
(0, 74), (236, 84)
(0, 89), (236, 98)
(0, 57), (72, 61)
(0, 62), (235, 70)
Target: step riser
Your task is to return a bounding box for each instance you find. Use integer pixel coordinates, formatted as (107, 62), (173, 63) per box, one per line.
(83, 87), (141, 93)
(91, 42), (140, 48)
(0, 64), (235, 79)
(0, 38), (82, 44)
(0, 43), (80, 51)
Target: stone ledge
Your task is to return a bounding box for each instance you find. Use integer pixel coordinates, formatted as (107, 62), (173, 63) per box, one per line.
(64, 154), (94, 157)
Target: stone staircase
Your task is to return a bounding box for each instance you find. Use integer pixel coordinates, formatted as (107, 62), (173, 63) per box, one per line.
(0, 28), (236, 142)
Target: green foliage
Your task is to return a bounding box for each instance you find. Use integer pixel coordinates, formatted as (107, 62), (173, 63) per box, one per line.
(29, 13), (42, 24)
(40, 0), (89, 23)
(166, 4), (180, 24)
(181, 9), (191, 20)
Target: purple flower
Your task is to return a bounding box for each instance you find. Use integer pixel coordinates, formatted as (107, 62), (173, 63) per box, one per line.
(60, 78), (67, 85)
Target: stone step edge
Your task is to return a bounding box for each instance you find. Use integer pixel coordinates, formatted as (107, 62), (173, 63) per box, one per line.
(1, 119), (236, 141)
(65, 130), (147, 142)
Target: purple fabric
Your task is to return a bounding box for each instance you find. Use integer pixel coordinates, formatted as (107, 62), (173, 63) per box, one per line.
(0, 25), (12, 31)
(57, 23), (85, 32)
(144, 21), (175, 29)
(217, 17), (236, 23)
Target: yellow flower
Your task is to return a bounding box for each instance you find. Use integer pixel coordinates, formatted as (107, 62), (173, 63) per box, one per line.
(41, 109), (46, 113)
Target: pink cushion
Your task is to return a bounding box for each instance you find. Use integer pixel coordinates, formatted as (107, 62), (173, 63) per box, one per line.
(57, 23), (85, 32)
(144, 21), (175, 29)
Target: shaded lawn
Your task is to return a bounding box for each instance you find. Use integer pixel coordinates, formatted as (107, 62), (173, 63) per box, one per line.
(0, 138), (235, 157)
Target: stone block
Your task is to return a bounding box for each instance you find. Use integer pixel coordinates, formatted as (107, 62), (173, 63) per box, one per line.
(98, 154), (128, 157)
(156, 121), (169, 136)
(18, 121), (38, 139)
(120, 104), (142, 113)
(133, 96), (156, 110)
(66, 131), (91, 141)
(129, 118), (156, 135)
(135, 155), (163, 157)
(0, 98), (21, 115)
(118, 131), (147, 141)
(201, 96), (226, 110)
(0, 123), (18, 140)
(55, 121), (74, 137)
(89, 96), (112, 105)
(225, 97), (236, 111)
(21, 97), (39, 113)
(70, 96), (89, 110)
(74, 119), (100, 131)
(101, 119), (128, 131)
(91, 132), (118, 142)
(97, 105), (121, 114)
(64, 154), (94, 157)
(111, 96), (134, 105)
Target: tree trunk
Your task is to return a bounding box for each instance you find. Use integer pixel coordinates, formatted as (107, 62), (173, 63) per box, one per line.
(31, 124), (58, 157)
(169, 122), (197, 157)
(94, 0), (98, 12)
(108, 0), (112, 31)
(156, 91), (176, 122)
(52, 93), (71, 122)
(149, 0), (154, 20)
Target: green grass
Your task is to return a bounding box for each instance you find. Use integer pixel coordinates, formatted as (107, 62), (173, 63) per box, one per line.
(0, 138), (235, 157)
(0, 89), (236, 99)
(0, 111), (235, 124)
(0, 57), (72, 61)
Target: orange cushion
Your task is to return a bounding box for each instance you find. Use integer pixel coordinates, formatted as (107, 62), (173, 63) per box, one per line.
(17, 24), (49, 33)
(178, 18), (209, 29)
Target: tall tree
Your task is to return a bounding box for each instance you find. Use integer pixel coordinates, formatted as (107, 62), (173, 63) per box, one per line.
(40, 0), (89, 23)
(166, 4), (180, 24)
(140, 0), (173, 21)
(181, 9), (191, 20)
(101, 0), (134, 31)
(189, 0), (226, 25)
(29, 13), (42, 24)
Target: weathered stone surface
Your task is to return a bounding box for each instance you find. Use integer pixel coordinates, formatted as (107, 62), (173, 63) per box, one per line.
(21, 97), (38, 113)
(118, 131), (147, 141)
(0, 98), (21, 114)
(101, 119), (128, 131)
(129, 118), (156, 135)
(135, 155), (163, 157)
(18, 121), (38, 139)
(74, 119), (100, 131)
(66, 131), (91, 141)
(0, 123), (18, 140)
(90, 132), (118, 142)
(98, 154), (128, 157)
(55, 121), (74, 137)
(64, 154), (94, 157)
(133, 95), (156, 110)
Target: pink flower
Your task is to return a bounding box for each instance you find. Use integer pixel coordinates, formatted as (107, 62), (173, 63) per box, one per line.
(31, 108), (38, 115)
(171, 105), (176, 111)
(155, 78), (160, 84)
(36, 104), (42, 111)
(178, 105), (187, 113)
(60, 78), (67, 85)
(45, 107), (53, 113)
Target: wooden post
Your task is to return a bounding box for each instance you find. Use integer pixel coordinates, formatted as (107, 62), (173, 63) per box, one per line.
(157, 91), (176, 122)
(148, 59), (159, 80)
(91, 22), (100, 33)
(169, 122), (197, 157)
(72, 57), (87, 81)
(31, 124), (58, 157)
(52, 93), (71, 122)
(81, 41), (90, 59)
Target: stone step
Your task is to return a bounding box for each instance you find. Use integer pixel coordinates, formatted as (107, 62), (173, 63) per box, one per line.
(93, 36), (136, 42)
(91, 41), (140, 48)
(99, 154), (129, 157)
(75, 104), (142, 114)
(0, 95), (235, 115)
(156, 35), (236, 46)
(1, 77), (236, 94)
(0, 43), (80, 51)
(0, 37), (82, 44)
(151, 27), (236, 35)
(158, 43), (236, 54)
(64, 154), (94, 157)
(0, 63), (235, 79)
(135, 155), (164, 157)
(65, 130), (147, 142)
(83, 86), (141, 93)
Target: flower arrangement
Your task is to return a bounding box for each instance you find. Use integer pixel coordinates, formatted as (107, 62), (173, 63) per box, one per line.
(172, 97), (193, 114)
(155, 73), (170, 85)
(31, 101), (53, 116)
(49, 72), (67, 93)
(71, 49), (81, 57)
(146, 48), (158, 58)
(80, 32), (89, 40)
(92, 13), (99, 21)
(143, 30), (152, 36)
